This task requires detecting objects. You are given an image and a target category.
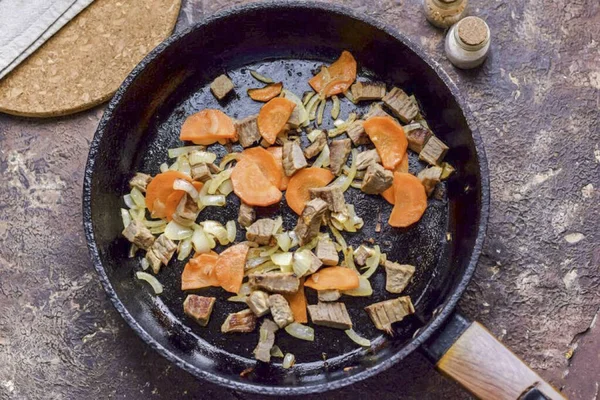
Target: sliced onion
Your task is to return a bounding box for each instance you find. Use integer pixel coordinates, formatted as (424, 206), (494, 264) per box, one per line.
(123, 194), (136, 209)
(292, 249), (314, 277)
(272, 216), (283, 235)
(288, 231), (299, 249)
(121, 208), (131, 228)
(302, 91), (315, 106)
(280, 264), (293, 273)
(246, 256), (270, 269)
(329, 223), (347, 249)
(239, 283), (251, 296)
(306, 93), (321, 121)
(128, 243), (138, 258)
(226, 220), (236, 243)
(333, 118), (345, 128)
(345, 329), (371, 347)
(165, 220), (193, 240)
(189, 150), (217, 166)
(169, 159), (180, 171)
(285, 322), (314, 341)
(245, 261), (279, 276)
(227, 294), (249, 303)
(140, 257), (150, 271)
(328, 113), (357, 137)
(177, 238), (193, 260)
(143, 218), (167, 228)
(136, 271), (163, 294)
(129, 208), (145, 222)
(178, 156), (191, 177)
(191, 226), (211, 254)
(250, 69), (274, 83)
(362, 245), (381, 279)
(218, 179), (234, 196)
(331, 148), (358, 192)
(282, 353), (296, 369)
(307, 129), (323, 143)
(311, 144), (330, 168)
(316, 98), (326, 126)
(343, 276), (373, 296)
(275, 233), (292, 252)
(130, 187), (147, 208)
(298, 236), (319, 252)
(270, 345), (284, 358)
(330, 218), (344, 231)
(343, 89), (357, 104)
(159, 163), (169, 173)
(219, 152), (240, 169)
(173, 179), (199, 201)
(150, 225), (166, 234)
(331, 95), (340, 119)
(195, 180), (211, 211)
(260, 245), (280, 257)
(202, 221), (229, 245)
(343, 246), (357, 271)
(168, 145), (205, 159)
(208, 169), (233, 194)
(350, 181), (362, 189)
(271, 252), (293, 267)
(282, 90), (308, 126)
(199, 195), (226, 207)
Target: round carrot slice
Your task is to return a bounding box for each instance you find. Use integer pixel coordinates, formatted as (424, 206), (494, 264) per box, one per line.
(265, 146), (290, 191)
(180, 109), (236, 145)
(363, 116), (408, 171)
(146, 170), (192, 216)
(181, 253), (220, 290)
(231, 157), (282, 207)
(257, 97), (296, 145)
(215, 243), (250, 294)
(308, 51), (357, 97)
(285, 167), (335, 215)
(241, 147), (283, 189)
(388, 172), (427, 228)
(248, 82), (283, 102)
(381, 185), (395, 205)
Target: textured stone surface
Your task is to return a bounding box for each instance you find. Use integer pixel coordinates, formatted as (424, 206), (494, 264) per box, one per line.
(1, 0), (598, 399)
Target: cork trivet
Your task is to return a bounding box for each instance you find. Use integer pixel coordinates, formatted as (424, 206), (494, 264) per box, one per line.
(0, 0), (181, 118)
(457, 17), (489, 46)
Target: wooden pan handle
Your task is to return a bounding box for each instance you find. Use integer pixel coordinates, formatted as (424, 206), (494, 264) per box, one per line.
(423, 314), (565, 400)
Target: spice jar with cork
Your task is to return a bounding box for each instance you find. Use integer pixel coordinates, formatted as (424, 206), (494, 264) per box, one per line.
(445, 16), (491, 69)
(423, 0), (468, 29)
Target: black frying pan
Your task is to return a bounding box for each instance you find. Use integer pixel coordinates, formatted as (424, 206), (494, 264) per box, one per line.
(82, 3), (563, 398)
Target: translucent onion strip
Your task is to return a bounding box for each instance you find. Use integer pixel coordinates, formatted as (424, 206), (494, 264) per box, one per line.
(285, 323), (314, 341)
(168, 145), (204, 159)
(121, 208), (131, 228)
(345, 329), (371, 347)
(189, 150), (217, 166)
(164, 220), (194, 240)
(136, 272), (163, 294)
(330, 95), (340, 119)
(177, 238), (193, 260)
(219, 152), (240, 169)
(282, 353), (295, 369)
(311, 145), (330, 168)
(316, 98), (326, 126)
(130, 187), (146, 208)
(362, 245), (381, 279)
(250, 70), (274, 83)
(173, 179), (199, 200)
(226, 220), (236, 243)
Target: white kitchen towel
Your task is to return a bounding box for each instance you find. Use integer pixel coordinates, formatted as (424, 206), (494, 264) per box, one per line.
(0, 0), (95, 80)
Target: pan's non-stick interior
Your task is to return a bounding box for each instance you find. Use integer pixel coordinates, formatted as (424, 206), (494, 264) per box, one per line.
(85, 3), (484, 393)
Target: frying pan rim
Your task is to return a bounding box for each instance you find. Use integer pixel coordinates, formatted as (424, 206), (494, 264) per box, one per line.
(82, 1), (490, 395)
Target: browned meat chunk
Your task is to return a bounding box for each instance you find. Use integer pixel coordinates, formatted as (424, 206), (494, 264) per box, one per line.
(268, 294), (294, 328)
(129, 173), (152, 192)
(294, 198), (328, 245)
(317, 289), (341, 302)
(246, 218), (276, 245)
(353, 245), (372, 267)
(361, 163), (393, 194)
(382, 87), (419, 123)
(346, 120), (370, 145)
(315, 237), (339, 266)
(350, 81), (387, 101)
(248, 272), (300, 294)
(307, 302), (352, 330)
(235, 115), (261, 148)
(253, 319), (279, 362)
(210, 74), (234, 100)
(122, 220), (155, 250)
(364, 103), (392, 119)
(365, 296), (415, 335)
(294, 249), (323, 277)
(145, 234), (177, 274)
(221, 309), (257, 333)
(384, 261), (415, 294)
(356, 149), (382, 170)
(303, 130), (327, 158)
(417, 166), (443, 196)
(309, 185), (346, 213)
(329, 139), (352, 176)
(172, 194), (199, 225)
(183, 295), (216, 326)
(247, 290), (270, 317)
(191, 163), (212, 183)
(404, 123), (432, 153)
(238, 203), (256, 228)
(282, 140), (307, 176)
(419, 136), (449, 166)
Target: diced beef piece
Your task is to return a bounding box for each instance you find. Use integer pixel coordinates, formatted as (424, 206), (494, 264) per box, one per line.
(287, 104), (304, 128)
(238, 203), (256, 228)
(294, 249), (323, 277)
(365, 296), (415, 335)
(307, 302), (353, 330)
(129, 173), (152, 193)
(247, 290), (270, 317)
(294, 198), (328, 246)
(417, 166), (443, 196)
(246, 218), (276, 245)
(172, 194), (199, 225)
(122, 220), (155, 250)
(253, 319), (279, 362)
(329, 139), (352, 175)
(191, 163), (212, 183)
(350, 81), (387, 101)
(361, 163), (393, 194)
(356, 149), (382, 170)
(346, 120), (370, 145)
(404, 123), (432, 153)
(210, 74), (234, 100)
(315, 237), (339, 266)
(317, 289), (341, 302)
(353, 245), (372, 267)
(303, 130), (327, 158)
(248, 272), (300, 294)
(309, 186), (346, 213)
(268, 294), (294, 328)
(221, 309), (257, 333)
(419, 136), (449, 166)
(235, 115), (261, 148)
(145, 234), (177, 274)
(183, 295), (216, 326)
(384, 261), (415, 294)
(364, 103), (392, 119)
(282, 140), (307, 176)
(382, 87), (419, 123)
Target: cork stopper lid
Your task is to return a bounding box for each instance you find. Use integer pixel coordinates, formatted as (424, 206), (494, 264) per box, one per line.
(457, 17), (489, 46)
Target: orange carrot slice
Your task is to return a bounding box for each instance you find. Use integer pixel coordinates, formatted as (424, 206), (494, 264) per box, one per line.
(397, 152), (409, 173)
(231, 157), (282, 207)
(248, 83), (283, 102)
(257, 97), (296, 145)
(284, 278), (308, 323)
(388, 172), (427, 228)
(285, 167), (335, 215)
(364, 116), (408, 171)
(308, 51), (357, 97)
(146, 171), (192, 218)
(180, 109), (236, 145)
(266, 146), (289, 191)
(181, 253), (219, 290)
(241, 147), (283, 190)
(381, 185), (395, 205)
(215, 243), (250, 294)
(304, 267), (360, 291)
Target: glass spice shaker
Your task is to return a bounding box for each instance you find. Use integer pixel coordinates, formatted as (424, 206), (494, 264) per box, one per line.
(445, 16), (491, 69)
(423, 0), (468, 29)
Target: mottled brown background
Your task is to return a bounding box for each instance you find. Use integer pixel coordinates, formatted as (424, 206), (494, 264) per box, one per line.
(1, 1), (599, 399)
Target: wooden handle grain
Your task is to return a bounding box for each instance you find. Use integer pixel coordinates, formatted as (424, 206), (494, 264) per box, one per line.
(436, 322), (565, 400)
